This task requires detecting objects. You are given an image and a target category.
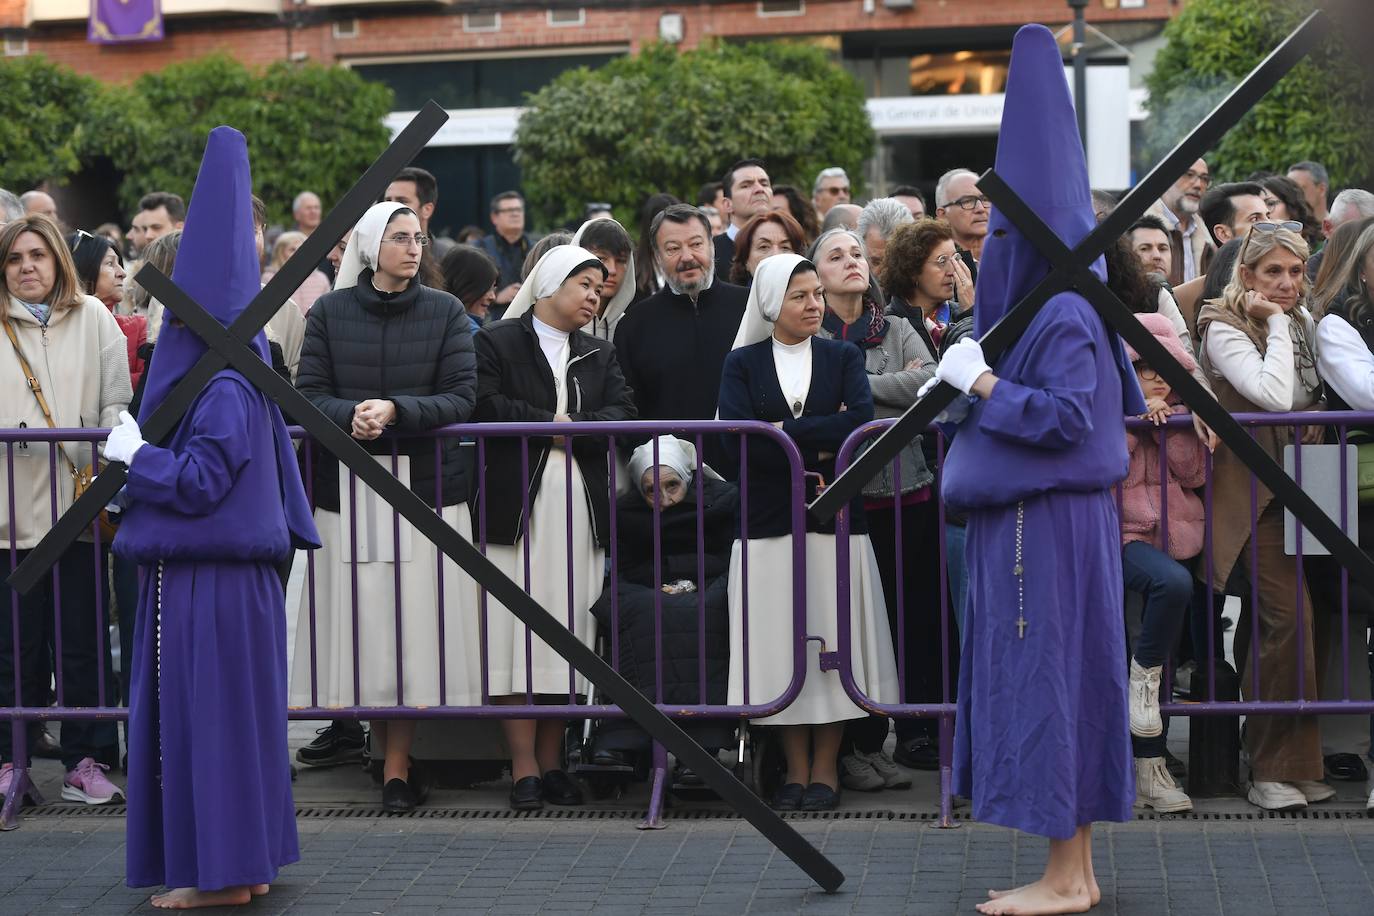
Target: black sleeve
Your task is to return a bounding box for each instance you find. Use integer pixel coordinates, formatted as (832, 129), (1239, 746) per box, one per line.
(391, 306), (478, 429)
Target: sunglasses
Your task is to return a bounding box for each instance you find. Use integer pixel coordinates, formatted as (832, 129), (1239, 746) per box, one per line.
(1239, 220), (1303, 263)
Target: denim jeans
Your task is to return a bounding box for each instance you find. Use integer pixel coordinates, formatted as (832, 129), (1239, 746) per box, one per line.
(945, 522), (969, 652)
(1122, 541), (1192, 759)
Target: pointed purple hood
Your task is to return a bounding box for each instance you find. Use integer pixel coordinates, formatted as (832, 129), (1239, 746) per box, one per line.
(976, 24), (1143, 415)
(133, 126), (318, 552)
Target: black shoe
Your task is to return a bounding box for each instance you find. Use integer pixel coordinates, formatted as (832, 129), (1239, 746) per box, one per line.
(771, 782), (805, 811)
(382, 778), (415, 813)
(801, 782), (840, 811)
(1163, 747), (1187, 779)
(590, 749), (634, 768)
(510, 776), (543, 811)
(1326, 753), (1369, 782)
(893, 736), (940, 771)
(542, 769), (585, 806)
(295, 721), (367, 768)
(674, 765), (705, 787)
(32, 725), (60, 760)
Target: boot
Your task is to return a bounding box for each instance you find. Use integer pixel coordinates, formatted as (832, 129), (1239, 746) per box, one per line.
(1129, 658), (1163, 738)
(1134, 756), (1192, 813)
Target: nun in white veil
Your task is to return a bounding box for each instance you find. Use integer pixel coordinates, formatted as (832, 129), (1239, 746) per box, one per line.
(502, 217), (636, 342)
(472, 244), (637, 809)
(288, 200), (483, 810)
(717, 253), (898, 812)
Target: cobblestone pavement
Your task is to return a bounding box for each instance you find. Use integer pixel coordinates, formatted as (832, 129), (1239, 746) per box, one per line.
(3, 812), (1373, 915)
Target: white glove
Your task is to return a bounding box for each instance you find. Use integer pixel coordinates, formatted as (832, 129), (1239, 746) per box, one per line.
(933, 338), (992, 396)
(104, 411), (146, 466)
(917, 376), (940, 400)
(917, 375), (972, 425)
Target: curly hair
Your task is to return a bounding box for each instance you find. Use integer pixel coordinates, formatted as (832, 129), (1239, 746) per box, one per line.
(1104, 235), (1160, 314)
(730, 211), (806, 285)
(1260, 175), (1321, 249)
(879, 219), (954, 303)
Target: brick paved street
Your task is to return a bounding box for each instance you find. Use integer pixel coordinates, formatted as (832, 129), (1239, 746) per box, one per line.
(3, 811), (1373, 915)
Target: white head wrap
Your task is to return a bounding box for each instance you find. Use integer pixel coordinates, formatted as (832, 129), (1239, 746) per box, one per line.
(627, 435), (724, 490)
(333, 201), (408, 291)
(571, 218), (637, 331)
(729, 252), (810, 351)
(503, 244), (605, 321)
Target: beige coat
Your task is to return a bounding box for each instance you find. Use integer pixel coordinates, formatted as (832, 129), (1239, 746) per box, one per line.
(1, 295), (132, 548)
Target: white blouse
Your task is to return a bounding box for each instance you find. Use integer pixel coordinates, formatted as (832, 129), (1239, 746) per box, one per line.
(771, 335), (812, 419)
(1203, 310), (1320, 412)
(1317, 315), (1374, 410)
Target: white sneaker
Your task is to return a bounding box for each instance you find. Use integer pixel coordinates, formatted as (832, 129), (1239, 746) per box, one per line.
(1134, 757), (1193, 813)
(858, 750), (912, 790)
(838, 753), (884, 792)
(1247, 780), (1307, 811)
(1293, 780), (1336, 803)
(1129, 658), (1163, 737)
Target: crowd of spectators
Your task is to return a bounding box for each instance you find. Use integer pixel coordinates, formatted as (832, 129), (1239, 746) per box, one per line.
(3, 152), (1374, 817)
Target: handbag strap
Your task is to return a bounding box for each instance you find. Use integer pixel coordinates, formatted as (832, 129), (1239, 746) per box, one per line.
(2, 309), (80, 478)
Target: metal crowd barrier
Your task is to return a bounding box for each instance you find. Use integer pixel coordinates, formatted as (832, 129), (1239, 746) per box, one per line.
(833, 410), (1374, 822)
(5, 414), (1374, 827)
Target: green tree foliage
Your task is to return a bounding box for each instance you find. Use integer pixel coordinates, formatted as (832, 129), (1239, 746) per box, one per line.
(0, 54), (393, 226)
(514, 40), (875, 229)
(1143, 0), (1372, 187)
(0, 57), (101, 190)
(111, 56), (395, 225)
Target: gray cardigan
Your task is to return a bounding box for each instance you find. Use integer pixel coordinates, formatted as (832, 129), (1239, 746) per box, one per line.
(817, 313), (937, 499)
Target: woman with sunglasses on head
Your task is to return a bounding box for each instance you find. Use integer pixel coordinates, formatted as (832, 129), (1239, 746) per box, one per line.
(1196, 220), (1332, 811)
(67, 229), (147, 390)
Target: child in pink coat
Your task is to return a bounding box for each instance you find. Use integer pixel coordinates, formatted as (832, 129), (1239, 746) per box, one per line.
(1121, 311), (1208, 814)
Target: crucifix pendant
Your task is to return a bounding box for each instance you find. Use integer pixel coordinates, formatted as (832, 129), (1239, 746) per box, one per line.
(1016, 615), (1027, 639)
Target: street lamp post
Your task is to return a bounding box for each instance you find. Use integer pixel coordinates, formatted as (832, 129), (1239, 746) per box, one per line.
(1068, 0), (1089, 151)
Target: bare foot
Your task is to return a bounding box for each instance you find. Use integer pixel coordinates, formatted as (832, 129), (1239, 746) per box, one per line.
(975, 879), (1092, 915)
(251, 884), (269, 896)
(150, 886), (253, 909)
(990, 882), (1099, 905)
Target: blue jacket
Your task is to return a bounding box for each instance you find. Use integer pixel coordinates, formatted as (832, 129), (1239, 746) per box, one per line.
(717, 336), (873, 538)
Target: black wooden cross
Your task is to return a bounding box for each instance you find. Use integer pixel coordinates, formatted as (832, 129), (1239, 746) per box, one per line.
(6, 106), (844, 889)
(812, 11), (1374, 595)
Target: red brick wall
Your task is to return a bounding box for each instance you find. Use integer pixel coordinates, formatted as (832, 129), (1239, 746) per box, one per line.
(18, 0), (1174, 84)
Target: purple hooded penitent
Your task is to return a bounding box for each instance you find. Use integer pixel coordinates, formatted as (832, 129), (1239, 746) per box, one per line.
(943, 25), (1137, 839)
(119, 126), (319, 890)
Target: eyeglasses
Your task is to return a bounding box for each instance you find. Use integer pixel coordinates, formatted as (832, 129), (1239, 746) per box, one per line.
(381, 234), (429, 247)
(927, 255), (953, 268)
(945, 195), (991, 211)
(1134, 365), (1162, 381)
(1238, 220), (1303, 262)
(1183, 170), (1211, 186)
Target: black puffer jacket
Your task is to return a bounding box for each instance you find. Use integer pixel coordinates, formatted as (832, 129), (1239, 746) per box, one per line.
(296, 270), (477, 511)
(471, 311), (637, 547)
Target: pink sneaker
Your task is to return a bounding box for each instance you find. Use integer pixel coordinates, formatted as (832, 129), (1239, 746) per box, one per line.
(1, 762), (36, 809)
(62, 757), (124, 805)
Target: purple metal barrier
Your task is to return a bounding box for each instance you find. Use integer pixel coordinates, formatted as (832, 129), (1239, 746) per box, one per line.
(1, 420), (810, 830)
(832, 411), (1374, 819)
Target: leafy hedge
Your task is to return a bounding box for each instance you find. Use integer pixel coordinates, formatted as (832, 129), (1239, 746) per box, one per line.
(514, 40), (875, 228)
(0, 54), (394, 226)
(1143, 0), (1372, 188)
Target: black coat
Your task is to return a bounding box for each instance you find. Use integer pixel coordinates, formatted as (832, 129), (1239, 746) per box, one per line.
(295, 271), (477, 511)
(471, 311), (637, 547)
(717, 336), (874, 537)
(591, 477), (738, 710)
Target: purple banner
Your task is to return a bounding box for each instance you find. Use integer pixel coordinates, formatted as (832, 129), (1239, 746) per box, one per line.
(88, 0), (164, 44)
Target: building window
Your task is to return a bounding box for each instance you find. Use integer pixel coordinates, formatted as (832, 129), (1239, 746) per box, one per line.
(463, 12), (501, 33)
(3, 36), (27, 57)
(757, 1), (804, 17)
(352, 51), (622, 112)
(547, 8), (585, 27)
(332, 19), (358, 40)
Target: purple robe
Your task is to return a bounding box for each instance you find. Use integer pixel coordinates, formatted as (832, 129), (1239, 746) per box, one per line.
(119, 379), (304, 889)
(938, 25), (1145, 840)
(944, 295), (1135, 839)
(114, 127), (319, 889)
